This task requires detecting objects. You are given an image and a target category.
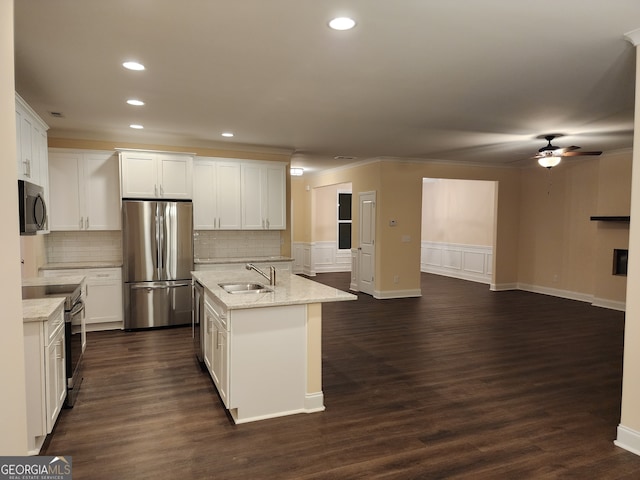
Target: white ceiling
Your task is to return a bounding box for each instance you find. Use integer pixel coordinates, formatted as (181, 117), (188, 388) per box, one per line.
(13, 1), (640, 173)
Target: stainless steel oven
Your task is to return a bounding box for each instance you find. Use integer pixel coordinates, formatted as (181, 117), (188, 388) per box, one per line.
(22, 282), (85, 407)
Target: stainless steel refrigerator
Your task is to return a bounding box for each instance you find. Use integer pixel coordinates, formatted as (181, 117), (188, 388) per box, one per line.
(122, 200), (193, 329)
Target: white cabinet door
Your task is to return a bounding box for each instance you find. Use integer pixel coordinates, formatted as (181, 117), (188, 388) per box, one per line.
(159, 155), (193, 199)
(120, 151), (158, 198)
(48, 152), (82, 230)
(19, 111), (35, 182)
(45, 323), (66, 433)
(203, 301), (215, 374)
(193, 159), (241, 230)
(120, 151), (193, 199)
(216, 161), (242, 229)
(241, 162), (286, 230)
(83, 152), (121, 230)
(84, 268), (123, 328)
(16, 94), (49, 187)
(264, 164), (286, 230)
(215, 325), (229, 407)
(241, 163), (264, 229)
(193, 160), (217, 229)
(49, 150), (120, 231)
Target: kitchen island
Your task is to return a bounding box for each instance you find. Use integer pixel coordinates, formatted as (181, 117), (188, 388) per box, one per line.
(192, 269), (356, 423)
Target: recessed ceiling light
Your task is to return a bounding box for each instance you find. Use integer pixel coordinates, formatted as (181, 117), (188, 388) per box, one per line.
(328, 17), (356, 30)
(221, 132), (234, 138)
(127, 99), (145, 106)
(129, 124), (144, 129)
(123, 61), (145, 71)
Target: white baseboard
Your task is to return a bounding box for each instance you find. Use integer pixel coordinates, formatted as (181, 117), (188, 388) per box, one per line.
(491, 283), (518, 291)
(86, 321), (123, 332)
(304, 391), (325, 412)
(373, 289), (422, 299)
(517, 283), (594, 304)
(592, 297), (626, 312)
(615, 424), (640, 457)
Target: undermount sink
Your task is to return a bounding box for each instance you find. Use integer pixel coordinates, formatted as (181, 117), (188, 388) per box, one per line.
(219, 282), (273, 294)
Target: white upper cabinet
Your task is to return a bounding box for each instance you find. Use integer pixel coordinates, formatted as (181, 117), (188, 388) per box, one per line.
(48, 150), (121, 231)
(119, 150), (193, 199)
(241, 162), (286, 230)
(16, 93), (49, 188)
(193, 158), (241, 230)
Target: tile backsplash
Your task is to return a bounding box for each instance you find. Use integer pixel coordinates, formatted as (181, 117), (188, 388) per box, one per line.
(45, 231), (123, 263)
(194, 230), (281, 260)
(45, 230), (282, 264)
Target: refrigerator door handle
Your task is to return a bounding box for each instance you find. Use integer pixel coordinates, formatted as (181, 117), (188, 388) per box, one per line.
(158, 214), (165, 270)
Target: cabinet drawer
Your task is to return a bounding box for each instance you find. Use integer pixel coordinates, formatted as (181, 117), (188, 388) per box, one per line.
(205, 294), (227, 330)
(47, 305), (65, 346)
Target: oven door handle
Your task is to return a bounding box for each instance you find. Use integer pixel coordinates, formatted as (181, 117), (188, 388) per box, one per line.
(70, 299), (85, 317)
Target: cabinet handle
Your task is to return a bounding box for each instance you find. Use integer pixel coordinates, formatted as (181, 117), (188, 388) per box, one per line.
(160, 185), (164, 196)
(217, 331), (222, 349)
(266, 218), (270, 229)
(80, 217), (84, 229)
(154, 184), (158, 197)
(56, 340), (63, 359)
(86, 217), (90, 229)
(24, 160), (31, 177)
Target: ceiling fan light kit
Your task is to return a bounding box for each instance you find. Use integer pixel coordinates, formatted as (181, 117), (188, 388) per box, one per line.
(538, 156), (562, 169)
(533, 134), (602, 169)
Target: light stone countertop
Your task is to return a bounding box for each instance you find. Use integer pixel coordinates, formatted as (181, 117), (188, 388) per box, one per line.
(22, 297), (65, 323)
(22, 275), (87, 287)
(41, 262), (123, 270)
(194, 256), (293, 265)
(192, 270), (357, 310)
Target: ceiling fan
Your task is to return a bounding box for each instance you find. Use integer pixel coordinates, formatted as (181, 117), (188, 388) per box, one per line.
(535, 134), (602, 169)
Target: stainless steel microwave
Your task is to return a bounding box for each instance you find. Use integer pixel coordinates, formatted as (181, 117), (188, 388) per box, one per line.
(18, 179), (47, 235)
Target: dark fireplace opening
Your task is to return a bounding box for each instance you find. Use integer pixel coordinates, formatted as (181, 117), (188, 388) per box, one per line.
(613, 249), (628, 276)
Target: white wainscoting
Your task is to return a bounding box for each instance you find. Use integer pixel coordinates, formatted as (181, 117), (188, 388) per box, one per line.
(421, 241), (493, 285)
(292, 241), (351, 276)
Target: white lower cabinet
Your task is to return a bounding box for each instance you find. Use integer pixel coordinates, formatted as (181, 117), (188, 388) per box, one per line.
(42, 268), (123, 331)
(205, 295), (229, 407)
(203, 292), (308, 423)
(203, 300), (214, 374)
(23, 302), (66, 454)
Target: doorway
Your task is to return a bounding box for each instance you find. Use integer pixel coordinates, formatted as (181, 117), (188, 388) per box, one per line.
(421, 178), (497, 286)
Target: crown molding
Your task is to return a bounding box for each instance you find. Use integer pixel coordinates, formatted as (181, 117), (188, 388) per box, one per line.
(624, 28), (640, 46)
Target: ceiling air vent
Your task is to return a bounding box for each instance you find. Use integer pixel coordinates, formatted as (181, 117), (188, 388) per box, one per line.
(334, 155), (357, 160)
(49, 111), (64, 118)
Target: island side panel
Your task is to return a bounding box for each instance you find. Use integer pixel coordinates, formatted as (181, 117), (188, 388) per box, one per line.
(230, 304), (307, 423)
(305, 303), (324, 412)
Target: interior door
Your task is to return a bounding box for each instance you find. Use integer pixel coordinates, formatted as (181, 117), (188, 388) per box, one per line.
(358, 191), (376, 296)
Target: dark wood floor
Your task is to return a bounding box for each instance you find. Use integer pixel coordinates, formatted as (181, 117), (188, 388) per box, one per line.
(43, 273), (640, 479)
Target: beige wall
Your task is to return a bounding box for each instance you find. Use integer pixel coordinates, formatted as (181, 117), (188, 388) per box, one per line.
(422, 178), (495, 246)
(1, 0), (29, 454)
(297, 159), (521, 293)
(294, 153), (631, 301)
(313, 182), (351, 242)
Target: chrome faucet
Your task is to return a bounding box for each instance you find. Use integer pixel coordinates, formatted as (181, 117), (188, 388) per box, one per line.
(246, 263), (276, 286)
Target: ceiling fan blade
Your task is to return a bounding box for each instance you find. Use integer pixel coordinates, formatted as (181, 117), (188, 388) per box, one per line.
(561, 150), (602, 157)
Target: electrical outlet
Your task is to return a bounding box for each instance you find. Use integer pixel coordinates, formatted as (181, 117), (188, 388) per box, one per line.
(393, 275), (399, 283)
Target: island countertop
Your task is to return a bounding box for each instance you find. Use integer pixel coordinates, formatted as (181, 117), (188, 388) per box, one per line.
(192, 270), (357, 310)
